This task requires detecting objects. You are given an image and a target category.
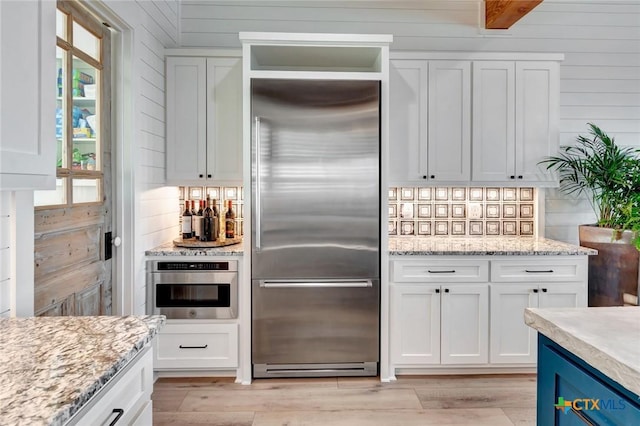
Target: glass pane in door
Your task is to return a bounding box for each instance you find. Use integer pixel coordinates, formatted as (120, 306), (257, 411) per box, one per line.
(72, 178), (101, 203)
(56, 46), (68, 169)
(72, 20), (100, 61)
(72, 56), (99, 171)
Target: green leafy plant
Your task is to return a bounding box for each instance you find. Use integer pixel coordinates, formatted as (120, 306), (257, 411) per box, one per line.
(539, 123), (640, 239)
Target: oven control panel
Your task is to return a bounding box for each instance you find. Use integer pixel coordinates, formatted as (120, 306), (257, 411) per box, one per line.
(156, 261), (236, 271)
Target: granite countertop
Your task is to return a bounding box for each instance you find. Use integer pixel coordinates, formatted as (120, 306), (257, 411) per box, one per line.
(525, 307), (640, 396)
(389, 236), (597, 256)
(0, 315), (165, 426)
(145, 241), (244, 256)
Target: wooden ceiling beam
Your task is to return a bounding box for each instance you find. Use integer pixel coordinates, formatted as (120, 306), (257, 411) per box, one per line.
(485, 0), (543, 29)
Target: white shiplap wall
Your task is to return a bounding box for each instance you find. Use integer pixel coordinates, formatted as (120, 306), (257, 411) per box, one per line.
(101, 0), (180, 314)
(0, 192), (10, 317)
(180, 0), (640, 244)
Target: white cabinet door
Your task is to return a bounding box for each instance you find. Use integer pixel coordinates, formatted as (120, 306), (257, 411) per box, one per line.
(389, 60), (428, 185)
(391, 284), (441, 365)
(472, 61), (559, 184)
(166, 57), (243, 185)
(440, 284), (489, 364)
(471, 61), (516, 182)
(427, 61), (471, 182)
(515, 61), (559, 184)
(490, 281), (586, 364)
(166, 57), (207, 183)
(539, 283), (586, 308)
(0, 0), (56, 190)
(206, 58), (243, 184)
(490, 283), (538, 364)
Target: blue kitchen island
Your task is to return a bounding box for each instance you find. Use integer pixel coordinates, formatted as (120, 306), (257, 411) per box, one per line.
(525, 307), (640, 425)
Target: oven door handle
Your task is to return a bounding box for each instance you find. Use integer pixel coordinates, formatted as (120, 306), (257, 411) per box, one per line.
(260, 280), (373, 288)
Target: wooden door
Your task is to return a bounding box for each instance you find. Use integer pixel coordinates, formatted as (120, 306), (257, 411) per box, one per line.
(34, 1), (112, 316)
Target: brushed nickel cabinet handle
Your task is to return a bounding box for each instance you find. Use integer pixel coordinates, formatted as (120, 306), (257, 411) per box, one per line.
(179, 344), (208, 349)
(427, 270), (456, 273)
(525, 269), (554, 273)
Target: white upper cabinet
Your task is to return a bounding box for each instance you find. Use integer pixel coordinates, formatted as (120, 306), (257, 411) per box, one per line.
(389, 53), (561, 186)
(0, 0), (56, 190)
(166, 56), (242, 185)
(427, 61), (471, 182)
(389, 60), (428, 184)
(515, 61), (559, 184)
(472, 60), (559, 184)
(389, 60), (471, 184)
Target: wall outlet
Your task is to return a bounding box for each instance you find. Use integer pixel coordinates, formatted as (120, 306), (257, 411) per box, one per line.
(468, 203), (483, 219)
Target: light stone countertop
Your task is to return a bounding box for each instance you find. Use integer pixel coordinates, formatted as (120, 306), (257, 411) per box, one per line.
(525, 307), (640, 396)
(389, 236), (597, 256)
(0, 315), (165, 426)
(145, 237), (596, 257)
(145, 241), (244, 256)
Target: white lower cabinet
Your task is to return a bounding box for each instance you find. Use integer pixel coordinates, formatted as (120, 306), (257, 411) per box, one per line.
(489, 282), (586, 364)
(391, 283), (489, 366)
(154, 322), (238, 370)
(390, 256), (587, 372)
(68, 346), (153, 425)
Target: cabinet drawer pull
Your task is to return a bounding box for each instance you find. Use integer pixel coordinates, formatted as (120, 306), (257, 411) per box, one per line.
(199, 174), (204, 178)
(430, 175), (435, 179)
(179, 344), (208, 349)
(525, 269), (554, 273)
(108, 408), (124, 426)
(444, 288), (450, 293)
(427, 270), (456, 274)
(532, 289), (539, 293)
(541, 288), (548, 293)
(435, 288), (440, 293)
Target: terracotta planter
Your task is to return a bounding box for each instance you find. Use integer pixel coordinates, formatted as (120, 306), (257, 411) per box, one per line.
(579, 224), (639, 307)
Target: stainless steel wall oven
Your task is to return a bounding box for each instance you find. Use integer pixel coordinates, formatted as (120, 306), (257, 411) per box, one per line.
(147, 260), (238, 319)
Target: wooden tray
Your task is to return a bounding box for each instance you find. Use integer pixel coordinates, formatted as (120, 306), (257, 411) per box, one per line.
(173, 237), (242, 248)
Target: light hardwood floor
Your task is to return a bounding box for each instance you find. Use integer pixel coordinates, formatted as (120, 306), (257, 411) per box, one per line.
(152, 374), (537, 425)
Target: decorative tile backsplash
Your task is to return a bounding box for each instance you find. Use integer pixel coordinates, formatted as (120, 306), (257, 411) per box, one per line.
(178, 186), (244, 236)
(389, 187), (536, 237)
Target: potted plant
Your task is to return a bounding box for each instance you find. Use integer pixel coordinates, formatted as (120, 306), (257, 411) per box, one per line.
(539, 123), (640, 306)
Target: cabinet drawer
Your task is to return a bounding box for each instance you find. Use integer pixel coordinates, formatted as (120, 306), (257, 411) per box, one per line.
(68, 346), (153, 426)
(154, 322), (238, 369)
(392, 259), (489, 282)
(491, 259), (586, 282)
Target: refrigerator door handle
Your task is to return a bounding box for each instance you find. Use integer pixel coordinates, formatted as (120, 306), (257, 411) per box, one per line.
(260, 280), (373, 288)
(255, 116), (262, 250)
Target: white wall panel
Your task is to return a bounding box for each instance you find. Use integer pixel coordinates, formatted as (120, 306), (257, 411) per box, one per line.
(0, 192), (10, 316)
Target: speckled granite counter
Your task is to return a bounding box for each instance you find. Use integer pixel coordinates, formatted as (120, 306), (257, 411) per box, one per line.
(145, 241), (243, 256)
(0, 315), (165, 426)
(525, 307), (640, 396)
(389, 236), (597, 256)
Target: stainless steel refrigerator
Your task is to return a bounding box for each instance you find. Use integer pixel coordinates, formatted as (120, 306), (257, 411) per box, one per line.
(251, 78), (380, 378)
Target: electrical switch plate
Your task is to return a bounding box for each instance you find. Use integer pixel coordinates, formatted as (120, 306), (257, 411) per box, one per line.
(468, 203), (482, 219)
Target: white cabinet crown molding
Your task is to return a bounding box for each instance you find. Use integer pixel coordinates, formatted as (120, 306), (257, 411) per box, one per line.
(390, 52), (565, 61)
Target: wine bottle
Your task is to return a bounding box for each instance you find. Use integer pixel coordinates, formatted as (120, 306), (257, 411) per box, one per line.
(181, 200), (192, 239)
(225, 200), (236, 239)
(190, 200), (197, 239)
(211, 199), (219, 241)
(202, 196), (213, 241)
